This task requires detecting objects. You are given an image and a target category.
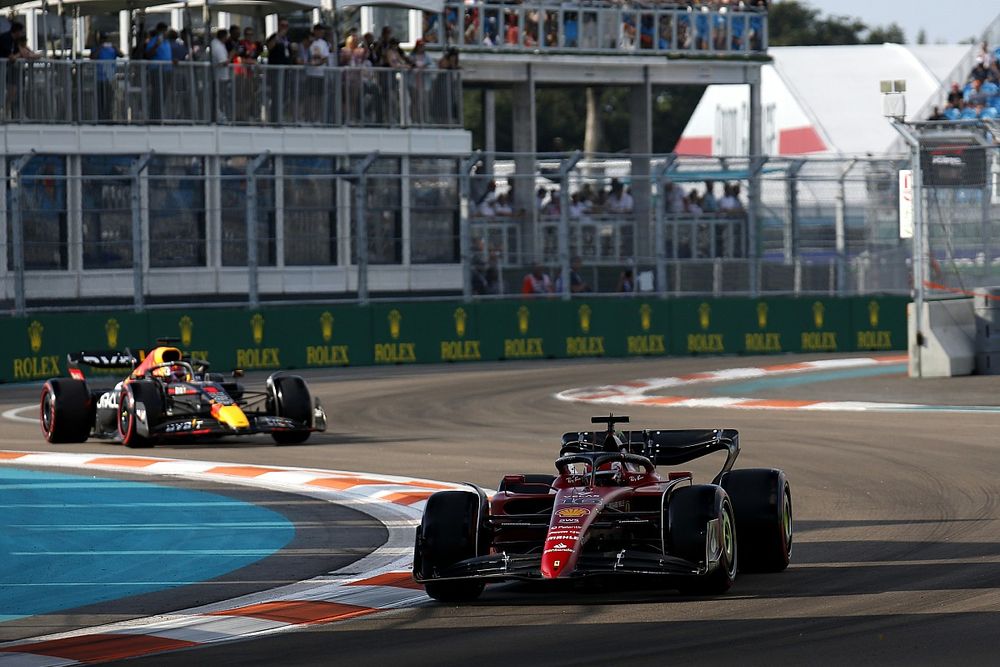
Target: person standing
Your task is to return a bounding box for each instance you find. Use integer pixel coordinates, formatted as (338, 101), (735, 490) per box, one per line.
(210, 29), (231, 122)
(306, 24), (331, 123)
(90, 32), (122, 121)
(144, 22), (173, 120)
(265, 18), (291, 123)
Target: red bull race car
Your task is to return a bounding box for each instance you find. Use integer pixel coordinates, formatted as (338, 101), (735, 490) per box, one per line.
(414, 415), (791, 601)
(39, 343), (326, 447)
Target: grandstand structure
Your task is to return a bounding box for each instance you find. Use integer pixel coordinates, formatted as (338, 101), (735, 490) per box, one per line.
(0, 0), (769, 310)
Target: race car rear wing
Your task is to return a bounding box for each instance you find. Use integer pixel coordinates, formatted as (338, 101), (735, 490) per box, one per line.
(561, 427), (740, 479)
(67, 351), (139, 370)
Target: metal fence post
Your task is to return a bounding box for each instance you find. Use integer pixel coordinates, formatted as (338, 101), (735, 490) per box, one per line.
(784, 160), (805, 263)
(245, 152), (270, 309)
(890, 119), (924, 377)
(459, 151), (482, 302)
(9, 151), (35, 316)
(352, 152), (379, 305)
(834, 158), (856, 294)
(129, 153), (152, 312)
(558, 150), (582, 300)
(653, 157), (676, 297)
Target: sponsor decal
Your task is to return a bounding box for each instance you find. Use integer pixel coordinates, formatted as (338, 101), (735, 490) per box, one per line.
(640, 303), (652, 332)
(14, 319), (59, 380)
(388, 309), (402, 340)
(307, 345), (351, 366)
(441, 307), (481, 361)
(251, 313), (265, 345)
(699, 302), (711, 330)
(320, 311), (334, 343)
(163, 419), (205, 434)
(557, 518), (582, 524)
(454, 307), (467, 338)
(179, 315), (194, 348)
(544, 547), (574, 555)
(560, 496), (598, 505)
(801, 301), (837, 352)
(556, 507), (590, 518)
(96, 392), (118, 410)
(627, 334), (666, 355)
(517, 306), (530, 335)
(757, 302), (768, 329)
(105, 318), (120, 349)
(566, 335), (605, 357)
(689, 302), (725, 353)
(813, 301), (825, 329)
(504, 337), (544, 359)
(856, 300), (893, 350)
(578, 305), (592, 334)
(376, 310), (416, 364)
(240, 313), (281, 369)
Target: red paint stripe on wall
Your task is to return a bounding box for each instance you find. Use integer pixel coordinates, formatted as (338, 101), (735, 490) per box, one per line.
(778, 126), (826, 154)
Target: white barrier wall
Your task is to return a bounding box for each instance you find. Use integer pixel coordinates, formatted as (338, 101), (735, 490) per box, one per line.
(908, 299), (975, 377)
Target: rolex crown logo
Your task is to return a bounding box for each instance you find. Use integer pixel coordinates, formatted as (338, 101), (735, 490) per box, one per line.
(454, 307), (467, 338)
(698, 303), (711, 331)
(179, 315), (194, 348)
(105, 318), (120, 349)
(639, 304), (652, 332)
(812, 301), (825, 329)
(757, 302), (768, 329)
(578, 305), (592, 334)
(251, 313), (265, 345)
(517, 306), (530, 335)
(320, 311), (334, 343)
(27, 320), (44, 353)
(388, 309), (402, 340)
(868, 301), (880, 328)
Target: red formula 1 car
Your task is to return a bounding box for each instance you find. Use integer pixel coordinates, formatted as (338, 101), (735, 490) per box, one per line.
(40, 343), (326, 447)
(413, 415), (792, 601)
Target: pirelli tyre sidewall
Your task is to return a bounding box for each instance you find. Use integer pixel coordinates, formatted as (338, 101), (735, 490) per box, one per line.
(267, 374), (313, 445)
(40, 378), (92, 444)
(118, 381), (163, 448)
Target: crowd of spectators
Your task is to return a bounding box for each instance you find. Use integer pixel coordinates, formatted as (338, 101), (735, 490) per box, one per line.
(931, 41), (1000, 121)
(472, 177), (744, 220)
(423, 0), (768, 53)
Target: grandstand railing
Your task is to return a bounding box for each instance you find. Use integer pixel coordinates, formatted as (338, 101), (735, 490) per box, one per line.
(0, 60), (463, 128)
(422, 2), (768, 56)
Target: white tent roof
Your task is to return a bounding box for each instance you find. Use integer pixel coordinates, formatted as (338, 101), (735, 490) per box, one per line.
(334, 0), (442, 11)
(677, 43), (973, 157)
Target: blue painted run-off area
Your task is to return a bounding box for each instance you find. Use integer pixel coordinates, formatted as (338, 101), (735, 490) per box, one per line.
(713, 363), (908, 395)
(0, 467), (294, 622)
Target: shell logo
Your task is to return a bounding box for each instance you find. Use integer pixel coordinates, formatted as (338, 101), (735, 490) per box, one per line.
(388, 309), (402, 340)
(105, 318), (120, 349)
(868, 300), (880, 328)
(578, 304), (592, 334)
(179, 315), (194, 347)
(517, 305), (530, 335)
(251, 313), (265, 345)
(812, 301), (825, 329)
(639, 303), (652, 332)
(28, 320), (43, 353)
(556, 507), (590, 518)
(454, 307), (467, 338)
(698, 302), (711, 330)
(757, 302), (768, 329)
(320, 311), (334, 342)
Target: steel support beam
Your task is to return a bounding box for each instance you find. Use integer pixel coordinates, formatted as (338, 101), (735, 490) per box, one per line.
(245, 152), (270, 309)
(129, 153), (153, 312)
(9, 152), (35, 316)
(459, 150), (483, 302)
(558, 150), (582, 300)
(352, 151), (379, 305)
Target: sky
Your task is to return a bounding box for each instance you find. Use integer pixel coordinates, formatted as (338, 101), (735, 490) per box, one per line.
(797, 0), (999, 45)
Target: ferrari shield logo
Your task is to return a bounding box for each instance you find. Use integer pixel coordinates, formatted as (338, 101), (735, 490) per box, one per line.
(454, 307), (467, 338)
(105, 318), (120, 349)
(179, 315), (193, 347)
(517, 306), (530, 335)
(251, 313), (265, 345)
(639, 303), (652, 332)
(320, 311), (334, 342)
(578, 305), (592, 334)
(812, 301), (825, 329)
(757, 302), (768, 329)
(698, 303), (711, 330)
(27, 320), (43, 353)
(868, 300), (880, 328)
(388, 309), (402, 339)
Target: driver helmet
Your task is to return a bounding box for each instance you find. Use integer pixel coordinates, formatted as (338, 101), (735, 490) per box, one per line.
(157, 363), (189, 383)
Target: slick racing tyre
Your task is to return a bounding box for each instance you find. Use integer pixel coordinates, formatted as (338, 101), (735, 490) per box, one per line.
(118, 381), (162, 449)
(721, 468), (792, 572)
(667, 484), (737, 595)
(268, 375), (312, 445)
(415, 490), (486, 602)
(40, 378), (92, 443)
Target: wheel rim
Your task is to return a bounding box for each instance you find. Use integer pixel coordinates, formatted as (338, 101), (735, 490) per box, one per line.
(118, 392), (131, 438)
(722, 505), (736, 574)
(41, 390), (54, 434)
(782, 490), (793, 548)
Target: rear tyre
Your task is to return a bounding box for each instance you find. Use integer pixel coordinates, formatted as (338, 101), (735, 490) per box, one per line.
(39, 379), (92, 443)
(118, 382), (162, 449)
(667, 484), (737, 595)
(721, 468), (792, 572)
(268, 375), (312, 445)
(415, 490), (486, 602)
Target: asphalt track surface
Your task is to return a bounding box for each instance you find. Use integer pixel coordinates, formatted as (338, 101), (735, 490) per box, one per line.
(2, 353), (1000, 665)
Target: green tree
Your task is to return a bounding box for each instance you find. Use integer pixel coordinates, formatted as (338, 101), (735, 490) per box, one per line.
(769, 0), (905, 46)
(866, 22), (906, 45)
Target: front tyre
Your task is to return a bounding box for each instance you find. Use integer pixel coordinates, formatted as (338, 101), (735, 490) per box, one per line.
(668, 484), (737, 595)
(40, 379), (92, 443)
(118, 382), (162, 449)
(721, 468), (792, 572)
(414, 490), (486, 603)
(268, 375), (313, 445)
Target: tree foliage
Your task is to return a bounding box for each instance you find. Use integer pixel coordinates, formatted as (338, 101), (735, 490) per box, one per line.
(769, 0), (906, 46)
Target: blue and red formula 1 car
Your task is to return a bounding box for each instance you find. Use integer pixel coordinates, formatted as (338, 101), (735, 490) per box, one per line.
(40, 342), (326, 447)
(414, 415), (791, 601)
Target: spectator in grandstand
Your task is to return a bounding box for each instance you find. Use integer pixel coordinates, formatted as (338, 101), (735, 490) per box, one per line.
(536, 186), (548, 212)
(569, 192), (586, 219)
(947, 82), (963, 108)
(494, 192), (513, 216)
(169, 30), (188, 62)
(702, 180), (718, 213)
(617, 268), (635, 293)
(227, 25), (241, 58)
(664, 180), (685, 214)
(410, 39), (434, 69)
(266, 19), (292, 65)
(438, 46), (460, 70)
(210, 29), (231, 122)
(568, 256), (590, 294)
(719, 182), (744, 215)
(607, 178), (633, 213)
(238, 27), (262, 69)
(685, 189), (703, 215)
(0, 21), (23, 61)
(382, 39), (413, 68)
(966, 79), (990, 108)
(522, 264), (553, 295)
(928, 106), (947, 121)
